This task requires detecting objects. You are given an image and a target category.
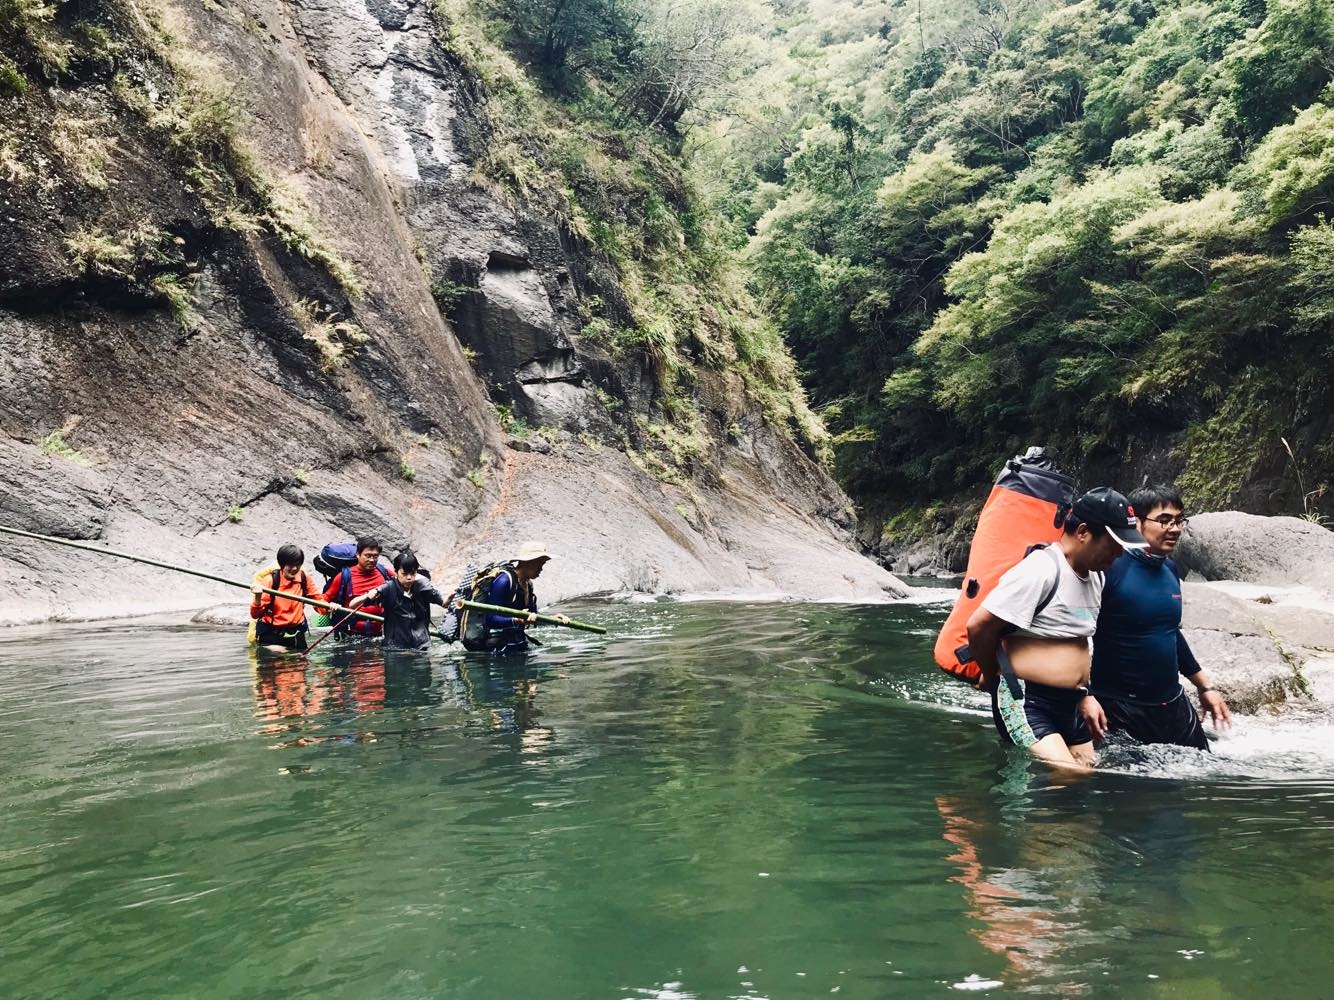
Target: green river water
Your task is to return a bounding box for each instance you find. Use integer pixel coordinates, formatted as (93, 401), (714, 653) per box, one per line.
(2, 600), (1333, 999)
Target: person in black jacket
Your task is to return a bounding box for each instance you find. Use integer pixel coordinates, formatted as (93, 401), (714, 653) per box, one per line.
(348, 551), (444, 652)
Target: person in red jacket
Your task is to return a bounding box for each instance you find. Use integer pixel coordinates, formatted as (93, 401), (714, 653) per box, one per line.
(322, 536), (391, 639)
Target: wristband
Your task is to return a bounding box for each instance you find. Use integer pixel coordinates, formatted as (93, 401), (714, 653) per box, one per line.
(1075, 685), (1091, 699)
(1200, 687), (1217, 694)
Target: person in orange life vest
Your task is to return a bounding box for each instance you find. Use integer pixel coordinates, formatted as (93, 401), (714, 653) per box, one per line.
(250, 543), (323, 650)
(321, 536), (391, 638)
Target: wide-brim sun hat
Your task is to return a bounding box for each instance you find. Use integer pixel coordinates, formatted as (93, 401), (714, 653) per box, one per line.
(515, 541), (551, 562)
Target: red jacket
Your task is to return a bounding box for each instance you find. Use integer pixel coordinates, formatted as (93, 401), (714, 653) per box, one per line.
(322, 565), (390, 636)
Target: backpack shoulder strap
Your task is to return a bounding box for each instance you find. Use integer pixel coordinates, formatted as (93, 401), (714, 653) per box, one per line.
(259, 569), (281, 621)
(1033, 544), (1064, 618)
(336, 566), (353, 606)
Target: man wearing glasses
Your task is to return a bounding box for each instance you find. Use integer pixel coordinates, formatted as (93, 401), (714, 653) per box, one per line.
(1081, 485), (1232, 750)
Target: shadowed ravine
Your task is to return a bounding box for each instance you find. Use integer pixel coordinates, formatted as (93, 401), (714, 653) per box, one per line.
(2, 602), (1333, 999)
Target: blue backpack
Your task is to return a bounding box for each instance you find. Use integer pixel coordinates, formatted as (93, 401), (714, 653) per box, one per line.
(314, 542), (429, 604)
(313, 542), (390, 602)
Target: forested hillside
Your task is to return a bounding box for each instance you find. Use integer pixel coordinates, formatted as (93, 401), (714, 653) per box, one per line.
(420, 0), (1334, 543)
(4, 0), (1331, 571)
(690, 0), (1334, 537)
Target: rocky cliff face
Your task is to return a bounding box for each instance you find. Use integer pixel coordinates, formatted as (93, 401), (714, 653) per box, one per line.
(0, 0), (905, 624)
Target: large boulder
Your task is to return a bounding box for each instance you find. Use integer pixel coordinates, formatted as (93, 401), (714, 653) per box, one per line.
(1175, 512), (1334, 599)
(1179, 581), (1334, 712)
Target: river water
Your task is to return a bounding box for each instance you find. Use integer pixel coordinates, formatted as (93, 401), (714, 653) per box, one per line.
(2, 600), (1333, 999)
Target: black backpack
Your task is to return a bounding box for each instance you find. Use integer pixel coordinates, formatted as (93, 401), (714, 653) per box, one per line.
(438, 561), (517, 646)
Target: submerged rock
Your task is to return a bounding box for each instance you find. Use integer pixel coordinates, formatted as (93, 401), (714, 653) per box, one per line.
(193, 604), (252, 627)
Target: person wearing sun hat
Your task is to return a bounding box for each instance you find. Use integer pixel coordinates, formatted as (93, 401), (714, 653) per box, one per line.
(965, 487), (1148, 770)
(478, 540), (570, 653)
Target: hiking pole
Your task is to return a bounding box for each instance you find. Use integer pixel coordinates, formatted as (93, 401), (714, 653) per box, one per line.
(458, 600), (607, 635)
(301, 618), (350, 657)
(0, 524), (383, 626)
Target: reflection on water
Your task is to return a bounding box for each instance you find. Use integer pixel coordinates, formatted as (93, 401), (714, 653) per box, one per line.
(0, 601), (1332, 999)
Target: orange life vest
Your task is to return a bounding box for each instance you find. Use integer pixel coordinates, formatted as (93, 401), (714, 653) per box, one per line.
(934, 449), (1076, 685)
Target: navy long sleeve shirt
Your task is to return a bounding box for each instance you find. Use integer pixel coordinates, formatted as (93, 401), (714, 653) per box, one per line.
(1091, 550), (1201, 702)
(485, 569), (535, 640)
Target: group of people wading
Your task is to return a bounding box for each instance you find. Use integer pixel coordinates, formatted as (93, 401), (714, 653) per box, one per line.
(247, 536), (567, 655)
(244, 465), (1229, 771)
(964, 483), (1231, 770)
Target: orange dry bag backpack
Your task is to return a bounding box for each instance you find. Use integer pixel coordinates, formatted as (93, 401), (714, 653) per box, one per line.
(933, 447), (1076, 685)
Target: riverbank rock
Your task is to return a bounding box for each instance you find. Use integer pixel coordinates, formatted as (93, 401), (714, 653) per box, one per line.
(1175, 512), (1334, 599)
(0, 438), (109, 541)
(1180, 581), (1334, 712)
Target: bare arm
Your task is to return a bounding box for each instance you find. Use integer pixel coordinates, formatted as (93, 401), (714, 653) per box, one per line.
(965, 606), (1013, 689)
(1186, 668), (1232, 728)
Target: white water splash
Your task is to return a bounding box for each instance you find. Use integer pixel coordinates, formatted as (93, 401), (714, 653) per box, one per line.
(952, 974), (1004, 991)
(1099, 708), (1334, 782)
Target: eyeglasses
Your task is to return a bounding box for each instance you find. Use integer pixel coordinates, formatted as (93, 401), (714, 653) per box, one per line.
(1144, 515), (1189, 529)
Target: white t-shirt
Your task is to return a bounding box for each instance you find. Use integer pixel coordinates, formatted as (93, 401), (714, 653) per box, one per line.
(982, 546), (1103, 639)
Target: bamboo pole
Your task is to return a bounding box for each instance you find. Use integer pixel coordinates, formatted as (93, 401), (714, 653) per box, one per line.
(459, 599), (607, 635)
(0, 524), (383, 623)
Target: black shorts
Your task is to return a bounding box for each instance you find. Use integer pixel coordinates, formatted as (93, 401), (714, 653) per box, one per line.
(481, 632), (529, 655)
(990, 678), (1091, 749)
(1101, 690), (1209, 751)
(255, 620), (308, 650)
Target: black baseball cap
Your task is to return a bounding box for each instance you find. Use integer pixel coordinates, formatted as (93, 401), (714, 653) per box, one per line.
(1069, 487), (1148, 550)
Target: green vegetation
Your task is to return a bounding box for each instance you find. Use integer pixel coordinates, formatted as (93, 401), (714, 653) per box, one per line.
(0, 140), (30, 184)
(119, 7), (363, 298)
(38, 430), (88, 464)
(51, 118), (114, 190)
(399, 459), (417, 482)
(430, 279), (475, 313)
(151, 272), (196, 326)
(494, 403), (534, 438)
(293, 298), (368, 370)
(688, 0), (1334, 518)
(226, 504), (244, 523)
(434, 0), (827, 468)
(64, 226), (139, 276)
(0, 0), (73, 77)
(0, 54), (27, 96)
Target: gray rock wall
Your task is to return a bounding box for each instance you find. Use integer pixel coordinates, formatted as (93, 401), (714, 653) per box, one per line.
(0, 0), (904, 625)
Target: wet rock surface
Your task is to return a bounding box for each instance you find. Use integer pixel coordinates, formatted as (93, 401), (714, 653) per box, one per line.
(1179, 580), (1334, 712)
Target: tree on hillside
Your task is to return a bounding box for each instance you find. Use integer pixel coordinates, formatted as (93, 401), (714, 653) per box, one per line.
(617, 0), (759, 129)
(492, 0), (644, 79)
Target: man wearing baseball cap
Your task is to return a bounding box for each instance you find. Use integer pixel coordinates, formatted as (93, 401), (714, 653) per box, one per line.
(476, 541), (569, 654)
(966, 487), (1147, 769)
